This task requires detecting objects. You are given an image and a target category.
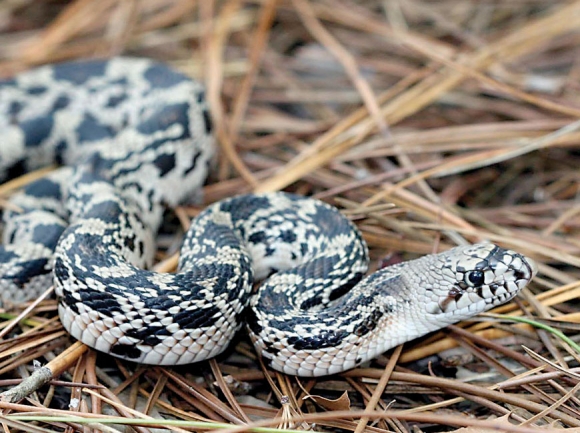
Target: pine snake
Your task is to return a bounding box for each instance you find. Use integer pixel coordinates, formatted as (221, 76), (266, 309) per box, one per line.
(0, 58), (537, 376)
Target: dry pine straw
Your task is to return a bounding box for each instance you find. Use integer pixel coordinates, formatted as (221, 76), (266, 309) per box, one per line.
(1, 0), (580, 432)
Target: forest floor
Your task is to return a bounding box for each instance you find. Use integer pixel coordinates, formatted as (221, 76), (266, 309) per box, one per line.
(1, 1), (580, 432)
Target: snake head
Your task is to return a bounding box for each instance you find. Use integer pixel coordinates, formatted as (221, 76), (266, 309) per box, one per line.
(420, 243), (537, 321)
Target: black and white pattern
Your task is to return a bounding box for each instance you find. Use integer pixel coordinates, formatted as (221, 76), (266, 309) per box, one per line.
(0, 58), (538, 376)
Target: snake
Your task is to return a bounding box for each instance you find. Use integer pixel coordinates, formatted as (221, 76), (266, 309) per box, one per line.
(0, 57), (537, 377)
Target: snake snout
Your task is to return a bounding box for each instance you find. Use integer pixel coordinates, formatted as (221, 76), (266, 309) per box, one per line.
(495, 247), (537, 290)
(518, 252), (538, 282)
(468, 246), (536, 311)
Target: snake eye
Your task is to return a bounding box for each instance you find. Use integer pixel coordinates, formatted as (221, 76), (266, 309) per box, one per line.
(466, 270), (485, 287)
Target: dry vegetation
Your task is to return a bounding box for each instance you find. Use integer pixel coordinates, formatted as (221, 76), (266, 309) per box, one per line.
(1, 0), (580, 432)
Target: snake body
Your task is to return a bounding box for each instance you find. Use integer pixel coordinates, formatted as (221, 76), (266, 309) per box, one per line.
(0, 58), (537, 376)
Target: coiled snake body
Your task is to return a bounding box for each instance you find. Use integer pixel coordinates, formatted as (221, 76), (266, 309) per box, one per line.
(0, 58), (537, 376)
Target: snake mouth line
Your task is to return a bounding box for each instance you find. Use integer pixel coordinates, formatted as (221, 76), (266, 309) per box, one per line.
(487, 291), (517, 305)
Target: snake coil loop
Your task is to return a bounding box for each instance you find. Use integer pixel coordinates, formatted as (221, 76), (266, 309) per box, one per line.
(0, 58), (537, 376)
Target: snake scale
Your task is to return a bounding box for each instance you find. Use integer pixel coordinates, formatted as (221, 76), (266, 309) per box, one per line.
(0, 58), (537, 376)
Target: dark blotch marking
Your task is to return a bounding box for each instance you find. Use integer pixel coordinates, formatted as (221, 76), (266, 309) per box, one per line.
(137, 103), (190, 139)
(287, 329), (348, 350)
(0, 78), (16, 87)
(31, 223), (66, 249)
(353, 309), (383, 337)
(279, 230), (296, 243)
(53, 60), (106, 85)
(77, 114), (115, 142)
(119, 182), (143, 195)
(311, 203), (353, 238)
(125, 325), (170, 347)
(143, 63), (187, 88)
(27, 86), (47, 95)
(80, 290), (124, 317)
(147, 189), (156, 211)
(24, 177), (63, 200)
(245, 309), (263, 335)
(106, 94), (127, 108)
(249, 231), (266, 244)
(184, 151), (202, 175)
(83, 199), (123, 220)
(221, 195), (271, 220)
(54, 257), (69, 282)
(8, 100), (23, 118)
(111, 344), (143, 359)
(173, 305), (221, 330)
(60, 297), (79, 315)
(5, 159), (27, 179)
(300, 296), (322, 310)
(20, 257), (51, 279)
(153, 153), (176, 177)
(54, 141), (67, 165)
(142, 294), (180, 311)
(21, 116), (54, 147)
(328, 272), (364, 302)
(123, 234), (136, 252)
(202, 109), (212, 134)
(263, 344), (280, 356)
(52, 95), (70, 110)
(3, 257), (50, 286)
